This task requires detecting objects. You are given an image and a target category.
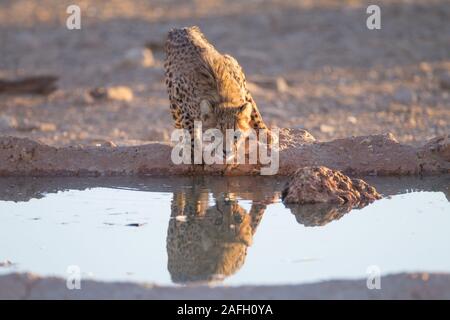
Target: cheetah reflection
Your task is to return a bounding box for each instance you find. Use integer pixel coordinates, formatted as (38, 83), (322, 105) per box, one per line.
(166, 186), (273, 284)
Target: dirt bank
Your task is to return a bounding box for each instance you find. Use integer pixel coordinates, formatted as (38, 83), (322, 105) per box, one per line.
(0, 130), (448, 177)
(1, 272), (449, 299)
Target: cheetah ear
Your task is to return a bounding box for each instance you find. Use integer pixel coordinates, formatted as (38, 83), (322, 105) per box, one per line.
(238, 102), (253, 118)
(200, 100), (213, 120)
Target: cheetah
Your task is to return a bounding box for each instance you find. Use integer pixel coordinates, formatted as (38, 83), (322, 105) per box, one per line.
(166, 181), (268, 284)
(163, 26), (271, 158)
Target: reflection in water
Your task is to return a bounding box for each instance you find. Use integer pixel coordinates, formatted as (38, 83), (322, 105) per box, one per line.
(162, 175), (450, 283)
(167, 184), (272, 284)
(0, 175), (448, 284)
(165, 185), (367, 283)
(286, 203), (354, 227)
(285, 201), (373, 227)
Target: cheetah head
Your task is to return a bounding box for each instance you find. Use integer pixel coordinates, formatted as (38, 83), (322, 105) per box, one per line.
(200, 100), (253, 161)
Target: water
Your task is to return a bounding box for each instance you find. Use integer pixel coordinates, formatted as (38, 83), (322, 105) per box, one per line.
(0, 176), (449, 286)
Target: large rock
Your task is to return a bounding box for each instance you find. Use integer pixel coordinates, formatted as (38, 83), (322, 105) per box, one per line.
(281, 166), (381, 205)
(282, 167), (382, 226)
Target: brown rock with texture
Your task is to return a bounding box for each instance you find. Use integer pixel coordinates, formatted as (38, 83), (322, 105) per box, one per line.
(281, 166), (382, 205)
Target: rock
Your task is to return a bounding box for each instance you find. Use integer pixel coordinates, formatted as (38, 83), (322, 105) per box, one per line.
(439, 72), (450, 90)
(89, 86), (134, 102)
(347, 116), (357, 124)
(319, 124), (335, 134)
(12, 120), (56, 132)
(278, 128), (315, 149)
(89, 88), (108, 100)
(275, 77), (289, 93)
(393, 86), (417, 104)
(248, 76), (289, 92)
(0, 76), (58, 95)
(121, 48), (155, 68)
(419, 62), (433, 74)
(281, 166), (382, 205)
(38, 123), (57, 132)
(106, 86), (134, 102)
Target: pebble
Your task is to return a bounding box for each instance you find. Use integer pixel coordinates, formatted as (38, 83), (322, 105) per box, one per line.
(275, 77), (289, 93)
(319, 124), (335, 133)
(121, 48), (155, 68)
(439, 72), (450, 90)
(39, 123), (57, 132)
(347, 116), (357, 124)
(106, 86), (134, 102)
(11, 120), (56, 132)
(90, 86), (134, 102)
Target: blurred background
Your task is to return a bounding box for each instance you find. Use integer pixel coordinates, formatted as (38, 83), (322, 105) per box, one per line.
(0, 0), (449, 147)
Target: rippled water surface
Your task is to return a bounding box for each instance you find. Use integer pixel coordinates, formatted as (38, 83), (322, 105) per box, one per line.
(0, 176), (449, 286)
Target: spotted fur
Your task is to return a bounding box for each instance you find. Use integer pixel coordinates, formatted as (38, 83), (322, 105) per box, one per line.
(163, 26), (269, 141)
(167, 188), (266, 283)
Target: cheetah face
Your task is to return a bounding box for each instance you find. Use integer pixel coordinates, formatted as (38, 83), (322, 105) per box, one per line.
(201, 101), (253, 159)
(219, 102), (253, 161)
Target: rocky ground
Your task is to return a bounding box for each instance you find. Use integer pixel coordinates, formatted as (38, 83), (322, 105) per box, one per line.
(0, 0), (449, 147)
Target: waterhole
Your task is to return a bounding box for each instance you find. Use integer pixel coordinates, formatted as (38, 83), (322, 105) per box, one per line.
(0, 175), (449, 286)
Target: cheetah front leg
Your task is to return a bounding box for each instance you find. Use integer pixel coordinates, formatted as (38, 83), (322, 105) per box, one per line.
(181, 115), (205, 170)
(169, 102), (183, 129)
(171, 102), (204, 169)
(249, 102), (270, 138)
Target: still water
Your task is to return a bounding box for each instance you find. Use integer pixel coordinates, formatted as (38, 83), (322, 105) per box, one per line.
(0, 176), (449, 286)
